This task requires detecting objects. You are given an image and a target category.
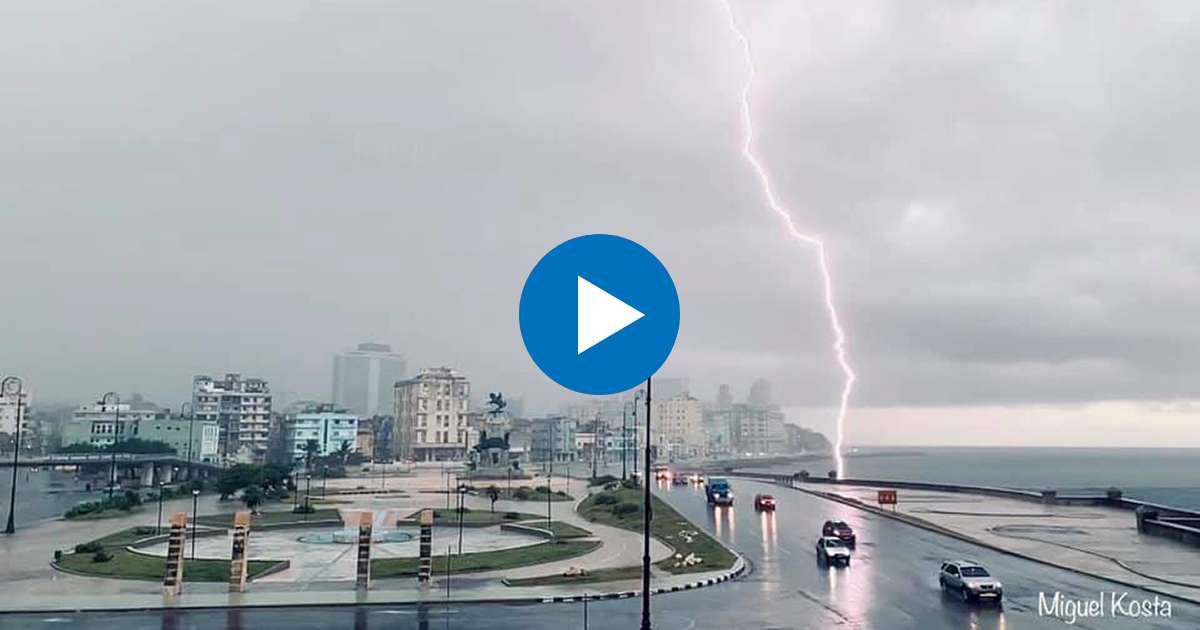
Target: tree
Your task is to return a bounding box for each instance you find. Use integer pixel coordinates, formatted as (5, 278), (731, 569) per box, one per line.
(336, 440), (353, 464)
(303, 439), (321, 470)
(241, 486), (265, 514)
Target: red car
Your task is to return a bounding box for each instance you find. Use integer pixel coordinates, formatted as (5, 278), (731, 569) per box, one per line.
(822, 520), (856, 548)
(753, 494), (776, 511)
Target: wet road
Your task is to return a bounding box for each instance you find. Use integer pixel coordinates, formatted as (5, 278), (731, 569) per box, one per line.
(1, 478), (1196, 629)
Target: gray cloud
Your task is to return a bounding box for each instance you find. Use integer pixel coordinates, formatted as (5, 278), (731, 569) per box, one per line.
(1, 1), (1197, 424)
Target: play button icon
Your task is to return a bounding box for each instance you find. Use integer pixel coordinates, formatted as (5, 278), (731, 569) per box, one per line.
(520, 234), (680, 395)
(577, 276), (644, 354)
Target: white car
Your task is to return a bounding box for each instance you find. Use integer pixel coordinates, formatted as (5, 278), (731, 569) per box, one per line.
(815, 536), (851, 566)
(939, 560), (1003, 604)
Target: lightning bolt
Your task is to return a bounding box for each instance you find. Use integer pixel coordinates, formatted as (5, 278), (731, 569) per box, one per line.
(720, 0), (856, 478)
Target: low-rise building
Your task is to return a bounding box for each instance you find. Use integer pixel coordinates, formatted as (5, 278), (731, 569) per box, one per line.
(530, 416), (577, 464)
(62, 399), (168, 448)
(284, 403), (359, 464)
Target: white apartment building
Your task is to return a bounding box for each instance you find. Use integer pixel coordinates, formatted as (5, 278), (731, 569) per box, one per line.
(652, 393), (704, 461)
(0, 390), (31, 436)
(284, 404), (359, 464)
(394, 367), (470, 461)
(192, 374), (272, 463)
(332, 342), (407, 417)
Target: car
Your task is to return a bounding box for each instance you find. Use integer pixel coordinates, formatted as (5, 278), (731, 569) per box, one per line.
(753, 494), (776, 511)
(705, 476), (734, 506)
(939, 560), (1003, 604)
(652, 464), (671, 481)
(672, 474), (689, 486)
(815, 536), (851, 566)
(822, 520), (856, 548)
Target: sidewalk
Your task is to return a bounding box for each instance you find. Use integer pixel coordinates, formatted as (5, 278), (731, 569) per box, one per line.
(0, 470), (738, 612)
(805, 482), (1200, 603)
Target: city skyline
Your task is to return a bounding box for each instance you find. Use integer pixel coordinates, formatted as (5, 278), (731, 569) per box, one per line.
(3, 2), (1200, 447)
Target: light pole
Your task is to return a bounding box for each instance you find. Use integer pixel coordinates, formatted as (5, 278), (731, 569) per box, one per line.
(156, 482), (165, 535)
(291, 471), (299, 510)
(640, 376), (653, 630)
(621, 403), (629, 481)
(2, 376), (24, 534)
(631, 390), (645, 478)
(546, 421), (554, 528)
(456, 483), (465, 555)
(190, 488), (200, 560)
(304, 474), (312, 521)
(101, 392), (120, 500)
(321, 466), (328, 498)
(180, 402), (194, 468)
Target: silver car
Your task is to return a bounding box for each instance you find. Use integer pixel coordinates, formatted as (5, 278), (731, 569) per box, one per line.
(939, 560), (1003, 604)
(815, 536), (852, 566)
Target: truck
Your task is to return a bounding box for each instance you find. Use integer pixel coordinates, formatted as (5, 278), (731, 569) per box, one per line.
(705, 476), (734, 506)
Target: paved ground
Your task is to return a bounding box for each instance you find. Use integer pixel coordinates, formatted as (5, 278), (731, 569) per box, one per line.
(0, 466), (682, 610)
(812, 483), (1200, 602)
(4, 478), (1198, 628)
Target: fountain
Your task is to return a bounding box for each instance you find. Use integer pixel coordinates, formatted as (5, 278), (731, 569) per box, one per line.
(297, 508), (415, 545)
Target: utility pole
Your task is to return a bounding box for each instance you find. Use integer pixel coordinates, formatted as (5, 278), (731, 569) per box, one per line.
(640, 377), (653, 630)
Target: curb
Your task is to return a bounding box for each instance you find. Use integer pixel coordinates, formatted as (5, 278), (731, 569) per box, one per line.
(738, 475), (1200, 607)
(531, 554), (748, 603)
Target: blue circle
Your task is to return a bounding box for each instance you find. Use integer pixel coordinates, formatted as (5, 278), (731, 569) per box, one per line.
(519, 234), (680, 395)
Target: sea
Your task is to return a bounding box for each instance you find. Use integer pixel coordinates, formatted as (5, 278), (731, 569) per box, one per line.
(760, 446), (1200, 511)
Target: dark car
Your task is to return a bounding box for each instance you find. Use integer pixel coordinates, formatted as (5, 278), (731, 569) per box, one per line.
(753, 494), (776, 511)
(822, 520), (856, 547)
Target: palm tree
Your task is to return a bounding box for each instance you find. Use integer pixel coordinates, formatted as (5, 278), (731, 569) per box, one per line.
(241, 485), (264, 515)
(303, 439), (321, 470)
(336, 440), (353, 464)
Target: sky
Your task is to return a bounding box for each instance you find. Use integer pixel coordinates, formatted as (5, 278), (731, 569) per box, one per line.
(1, 1), (1198, 446)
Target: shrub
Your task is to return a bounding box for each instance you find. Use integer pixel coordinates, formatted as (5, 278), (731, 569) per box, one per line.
(92, 550), (113, 563)
(620, 479), (639, 490)
(513, 489), (531, 500)
(292, 504), (315, 514)
(593, 493), (618, 505)
(613, 502), (640, 517)
(589, 475), (618, 487)
(504, 511), (521, 520)
(74, 541), (103, 554)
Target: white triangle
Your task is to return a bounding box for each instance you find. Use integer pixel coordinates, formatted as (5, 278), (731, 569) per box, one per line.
(578, 276), (645, 354)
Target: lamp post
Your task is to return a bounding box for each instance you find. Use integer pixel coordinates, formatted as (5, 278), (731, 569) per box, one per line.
(304, 474), (312, 521)
(101, 392), (120, 500)
(456, 483), (465, 555)
(2, 376), (24, 535)
(546, 421), (554, 528)
(156, 482), (165, 535)
(640, 377), (653, 630)
(180, 402), (194, 468)
(291, 471), (299, 510)
(631, 390), (645, 478)
(190, 488), (200, 560)
(321, 466), (328, 498)
(621, 403), (630, 481)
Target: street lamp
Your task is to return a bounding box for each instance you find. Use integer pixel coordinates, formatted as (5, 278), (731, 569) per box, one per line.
(190, 488), (200, 561)
(156, 482), (165, 535)
(640, 377), (653, 630)
(321, 466), (328, 498)
(101, 392), (120, 500)
(304, 474), (312, 521)
(456, 483), (465, 555)
(180, 402), (194, 468)
(2, 376), (24, 535)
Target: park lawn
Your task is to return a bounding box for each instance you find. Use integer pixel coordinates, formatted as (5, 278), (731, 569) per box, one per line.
(470, 485), (574, 502)
(65, 506), (146, 521)
(194, 508), (341, 528)
(543, 521), (592, 539)
(372, 539), (600, 578)
(58, 525), (284, 582)
(578, 488), (737, 575)
(504, 565), (642, 587)
(402, 508), (542, 528)
(57, 548), (282, 582)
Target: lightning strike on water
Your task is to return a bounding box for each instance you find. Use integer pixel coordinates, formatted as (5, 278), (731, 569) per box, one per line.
(719, 0), (856, 478)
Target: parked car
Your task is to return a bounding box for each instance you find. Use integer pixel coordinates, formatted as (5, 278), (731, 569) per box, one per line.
(822, 520), (856, 547)
(939, 560), (1003, 604)
(815, 536), (851, 566)
(753, 494), (776, 511)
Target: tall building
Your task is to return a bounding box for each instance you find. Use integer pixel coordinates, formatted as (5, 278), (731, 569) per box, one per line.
(652, 393), (704, 460)
(393, 367), (470, 461)
(283, 403), (359, 464)
(192, 374), (273, 463)
(332, 342), (407, 418)
(0, 389), (31, 436)
(748, 378), (773, 407)
(715, 384), (733, 410)
(729, 403), (784, 456)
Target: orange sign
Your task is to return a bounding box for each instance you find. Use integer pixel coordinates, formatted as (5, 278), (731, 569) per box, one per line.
(877, 489), (898, 506)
